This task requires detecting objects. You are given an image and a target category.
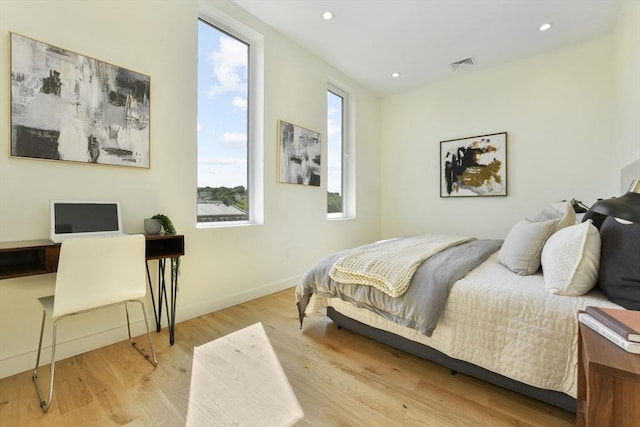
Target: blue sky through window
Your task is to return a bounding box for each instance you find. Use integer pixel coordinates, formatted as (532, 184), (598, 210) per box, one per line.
(197, 20), (248, 189)
(327, 90), (342, 194)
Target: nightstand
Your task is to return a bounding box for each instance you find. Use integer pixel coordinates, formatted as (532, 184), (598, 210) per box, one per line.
(577, 322), (640, 426)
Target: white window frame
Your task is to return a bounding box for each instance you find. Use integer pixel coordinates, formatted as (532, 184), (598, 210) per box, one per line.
(197, 4), (264, 228)
(327, 81), (355, 219)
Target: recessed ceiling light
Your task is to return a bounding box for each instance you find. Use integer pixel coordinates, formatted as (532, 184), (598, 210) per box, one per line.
(391, 72), (400, 78)
(322, 11), (334, 21)
(539, 23), (552, 31)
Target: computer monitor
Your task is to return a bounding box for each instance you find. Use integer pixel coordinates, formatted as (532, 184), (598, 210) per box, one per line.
(50, 200), (123, 243)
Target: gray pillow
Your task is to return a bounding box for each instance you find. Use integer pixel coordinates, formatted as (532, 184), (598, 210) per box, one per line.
(498, 218), (557, 275)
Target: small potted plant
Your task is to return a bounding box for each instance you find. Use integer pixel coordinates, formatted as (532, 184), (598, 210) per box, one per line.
(149, 214), (180, 275)
(150, 214), (176, 235)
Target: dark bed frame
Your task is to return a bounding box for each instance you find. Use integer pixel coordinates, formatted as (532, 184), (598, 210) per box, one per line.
(326, 306), (576, 413)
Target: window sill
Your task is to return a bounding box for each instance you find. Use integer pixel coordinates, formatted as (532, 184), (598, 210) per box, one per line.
(196, 221), (262, 229)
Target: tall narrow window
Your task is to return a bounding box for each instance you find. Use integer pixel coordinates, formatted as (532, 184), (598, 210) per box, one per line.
(327, 87), (345, 216)
(197, 19), (250, 223)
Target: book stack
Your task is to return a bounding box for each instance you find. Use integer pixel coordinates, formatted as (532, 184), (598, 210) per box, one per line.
(579, 306), (640, 354)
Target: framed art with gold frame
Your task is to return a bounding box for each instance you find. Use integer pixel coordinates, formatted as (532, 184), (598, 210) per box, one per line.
(277, 120), (321, 186)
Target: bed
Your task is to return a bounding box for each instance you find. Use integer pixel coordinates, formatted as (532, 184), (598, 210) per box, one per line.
(295, 203), (631, 412)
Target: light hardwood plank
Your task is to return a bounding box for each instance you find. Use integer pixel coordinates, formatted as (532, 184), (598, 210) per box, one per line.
(186, 323), (303, 426)
(0, 287), (575, 426)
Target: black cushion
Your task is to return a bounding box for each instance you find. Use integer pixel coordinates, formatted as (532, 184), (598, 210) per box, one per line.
(598, 216), (640, 309)
(582, 208), (607, 230)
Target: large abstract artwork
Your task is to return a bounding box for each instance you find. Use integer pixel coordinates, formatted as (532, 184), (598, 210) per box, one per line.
(440, 132), (507, 197)
(10, 33), (150, 168)
(278, 120), (321, 186)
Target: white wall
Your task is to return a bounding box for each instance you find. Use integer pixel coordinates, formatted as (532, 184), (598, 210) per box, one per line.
(2, 0), (636, 381)
(612, 0), (640, 192)
(380, 36), (617, 240)
(0, 0), (381, 378)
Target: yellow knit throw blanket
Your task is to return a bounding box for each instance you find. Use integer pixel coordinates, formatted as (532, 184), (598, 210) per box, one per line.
(329, 235), (473, 297)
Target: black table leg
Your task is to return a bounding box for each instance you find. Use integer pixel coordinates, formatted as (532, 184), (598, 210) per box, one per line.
(169, 258), (179, 345)
(146, 257), (179, 344)
(145, 261), (159, 332)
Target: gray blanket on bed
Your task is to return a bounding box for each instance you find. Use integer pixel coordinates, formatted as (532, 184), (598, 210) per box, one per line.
(296, 237), (503, 337)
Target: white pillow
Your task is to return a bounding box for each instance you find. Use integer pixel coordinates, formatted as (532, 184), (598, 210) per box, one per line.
(497, 218), (557, 275)
(531, 201), (576, 232)
(541, 220), (601, 296)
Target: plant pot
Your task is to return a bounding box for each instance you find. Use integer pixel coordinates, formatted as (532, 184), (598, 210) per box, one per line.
(144, 218), (162, 235)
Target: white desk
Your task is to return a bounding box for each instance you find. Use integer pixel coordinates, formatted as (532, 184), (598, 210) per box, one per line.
(186, 323), (303, 426)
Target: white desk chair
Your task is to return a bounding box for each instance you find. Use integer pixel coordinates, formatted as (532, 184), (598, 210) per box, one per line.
(32, 234), (157, 413)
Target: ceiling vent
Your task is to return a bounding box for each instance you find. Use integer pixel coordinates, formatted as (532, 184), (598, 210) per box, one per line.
(450, 57), (475, 70)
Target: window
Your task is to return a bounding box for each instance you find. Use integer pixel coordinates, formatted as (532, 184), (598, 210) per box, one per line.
(197, 19), (250, 223)
(327, 86), (346, 217)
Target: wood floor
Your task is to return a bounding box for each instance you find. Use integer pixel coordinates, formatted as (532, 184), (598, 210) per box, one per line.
(0, 288), (575, 426)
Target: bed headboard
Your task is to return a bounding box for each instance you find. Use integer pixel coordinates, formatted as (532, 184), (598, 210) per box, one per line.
(620, 158), (640, 193)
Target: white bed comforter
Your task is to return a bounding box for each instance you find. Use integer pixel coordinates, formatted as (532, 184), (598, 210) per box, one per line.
(304, 253), (621, 398)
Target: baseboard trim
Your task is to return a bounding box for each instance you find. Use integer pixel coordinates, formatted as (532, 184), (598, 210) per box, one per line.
(177, 276), (299, 324)
(0, 277), (300, 379)
(1, 320), (151, 380)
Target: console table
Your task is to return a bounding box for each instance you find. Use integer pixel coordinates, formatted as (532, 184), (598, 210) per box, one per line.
(0, 235), (185, 345)
(144, 235), (184, 345)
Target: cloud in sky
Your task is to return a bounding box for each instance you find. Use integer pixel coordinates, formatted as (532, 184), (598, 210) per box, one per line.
(198, 157), (247, 188)
(206, 36), (248, 97)
(232, 96), (247, 110)
(221, 131), (247, 147)
(328, 121), (341, 136)
(328, 106), (341, 136)
(199, 157), (245, 167)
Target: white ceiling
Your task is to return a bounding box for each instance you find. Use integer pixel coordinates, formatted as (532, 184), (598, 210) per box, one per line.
(231, 0), (623, 96)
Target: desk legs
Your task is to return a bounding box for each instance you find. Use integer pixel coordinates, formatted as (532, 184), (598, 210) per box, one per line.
(146, 258), (179, 345)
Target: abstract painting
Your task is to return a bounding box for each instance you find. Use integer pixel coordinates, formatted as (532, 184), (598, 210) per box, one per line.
(440, 132), (507, 197)
(278, 120), (321, 186)
(10, 33), (150, 168)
